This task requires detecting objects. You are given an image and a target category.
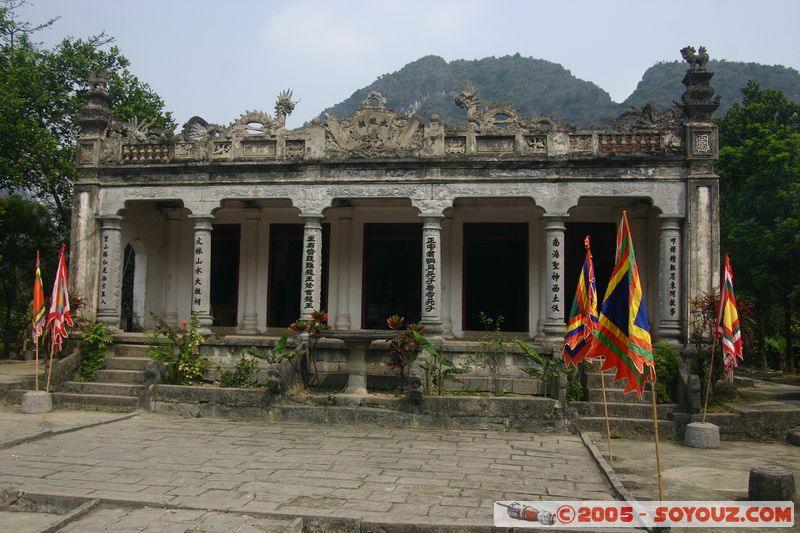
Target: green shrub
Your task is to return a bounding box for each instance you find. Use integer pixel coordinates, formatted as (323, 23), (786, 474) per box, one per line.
(79, 321), (113, 381)
(219, 354), (259, 388)
(145, 313), (208, 385)
(653, 341), (680, 403)
(567, 377), (585, 401)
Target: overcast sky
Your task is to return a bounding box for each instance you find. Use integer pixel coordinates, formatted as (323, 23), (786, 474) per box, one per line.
(17, 0), (800, 130)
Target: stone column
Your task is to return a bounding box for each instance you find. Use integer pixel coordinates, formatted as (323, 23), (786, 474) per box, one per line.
(300, 215), (324, 320)
(658, 217), (683, 343)
(541, 215), (566, 345)
(421, 215), (443, 335)
(334, 209), (353, 330)
(163, 209), (183, 327)
(189, 215), (214, 335)
(96, 215), (123, 332)
(238, 209), (260, 334)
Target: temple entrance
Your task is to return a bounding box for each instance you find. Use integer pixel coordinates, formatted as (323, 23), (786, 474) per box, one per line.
(362, 224), (422, 329)
(121, 244), (135, 332)
(267, 224), (329, 328)
(211, 224), (240, 327)
(462, 223), (528, 331)
(564, 222), (616, 313)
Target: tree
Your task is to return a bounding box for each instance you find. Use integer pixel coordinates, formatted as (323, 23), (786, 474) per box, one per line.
(716, 81), (800, 374)
(0, 195), (60, 356)
(0, 1), (175, 229)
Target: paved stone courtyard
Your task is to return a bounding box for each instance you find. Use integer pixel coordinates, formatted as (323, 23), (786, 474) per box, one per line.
(0, 413), (613, 529)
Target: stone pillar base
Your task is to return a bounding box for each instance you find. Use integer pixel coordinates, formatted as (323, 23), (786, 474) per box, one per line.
(684, 421), (720, 448)
(21, 391), (53, 414)
(748, 465), (796, 501)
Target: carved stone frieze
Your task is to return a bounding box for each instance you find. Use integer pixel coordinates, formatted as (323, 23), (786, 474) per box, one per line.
(324, 92), (423, 158)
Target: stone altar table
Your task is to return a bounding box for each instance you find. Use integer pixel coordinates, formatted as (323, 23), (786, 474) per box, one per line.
(319, 330), (395, 395)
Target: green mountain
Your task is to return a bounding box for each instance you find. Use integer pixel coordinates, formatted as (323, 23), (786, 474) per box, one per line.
(318, 55), (800, 127)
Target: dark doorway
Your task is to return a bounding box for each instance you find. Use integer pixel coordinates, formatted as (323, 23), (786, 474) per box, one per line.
(121, 244), (135, 332)
(211, 224), (240, 327)
(362, 224), (422, 329)
(267, 224), (330, 328)
(463, 223), (528, 331)
(564, 222), (616, 319)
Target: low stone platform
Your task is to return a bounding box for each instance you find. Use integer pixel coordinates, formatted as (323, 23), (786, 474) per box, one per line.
(0, 413), (615, 530)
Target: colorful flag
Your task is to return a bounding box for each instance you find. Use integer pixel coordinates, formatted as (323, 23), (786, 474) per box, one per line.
(563, 236), (599, 367)
(32, 250), (46, 339)
(716, 254), (743, 370)
(47, 244), (74, 353)
(593, 211), (655, 396)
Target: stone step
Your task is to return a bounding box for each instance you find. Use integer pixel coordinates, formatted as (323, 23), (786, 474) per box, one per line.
(95, 369), (146, 384)
(5, 388), (28, 404)
(105, 356), (151, 371)
(585, 371), (641, 389)
(571, 400), (675, 419)
(586, 387), (652, 403)
(113, 344), (151, 358)
(575, 416), (676, 440)
(51, 392), (140, 412)
(60, 381), (145, 397)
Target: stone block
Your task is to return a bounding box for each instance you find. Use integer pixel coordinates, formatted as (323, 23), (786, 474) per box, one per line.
(748, 465), (796, 501)
(683, 421), (720, 448)
(21, 391), (52, 414)
(786, 427), (800, 447)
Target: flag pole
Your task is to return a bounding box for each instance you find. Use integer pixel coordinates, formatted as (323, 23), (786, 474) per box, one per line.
(650, 370), (664, 501)
(702, 335), (719, 423)
(34, 335), (39, 392)
(599, 364), (613, 466)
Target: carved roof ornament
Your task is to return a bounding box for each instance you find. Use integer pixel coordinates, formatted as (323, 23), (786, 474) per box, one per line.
(324, 92), (423, 158)
(454, 83), (480, 128)
(680, 45), (720, 122)
(612, 103), (681, 132)
(680, 46), (709, 71)
(274, 89), (297, 129)
(456, 82), (570, 133)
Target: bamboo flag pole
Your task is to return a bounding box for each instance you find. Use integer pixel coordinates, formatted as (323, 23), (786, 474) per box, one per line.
(702, 335), (719, 423)
(42, 341), (55, 431)
(34, 336), (39, 392)
(599, 364), (613, 467)
(650, 370), (664, 502)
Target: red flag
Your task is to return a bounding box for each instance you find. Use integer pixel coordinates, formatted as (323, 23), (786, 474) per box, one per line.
(593, 212), (654, 397)
(32, 250), (46, 339)
(563, 236), (599, 367)
(716, 254), (743, 370)
(47, 244), (74, 353)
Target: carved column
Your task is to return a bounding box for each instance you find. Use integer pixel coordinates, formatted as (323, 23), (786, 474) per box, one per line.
(658, 217), (683, 343)
(541, 215), (566, 345)
(163, 209), (183, 327)
(190, 215), (214, 335)
(421, 215), (443, 335)
(334, 209), (353, 330)
(300, 215), (324, 320)
(96, 215), (123, 332)
(238, 209), (260, 334)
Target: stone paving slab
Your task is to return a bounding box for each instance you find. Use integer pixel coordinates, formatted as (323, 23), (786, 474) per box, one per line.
(0, 405), (127, 448)
(0, 413), (615, 529)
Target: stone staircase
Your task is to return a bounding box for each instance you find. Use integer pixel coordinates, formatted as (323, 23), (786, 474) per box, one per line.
(8, 344), (150, 412)
(572, 368), (677, 439)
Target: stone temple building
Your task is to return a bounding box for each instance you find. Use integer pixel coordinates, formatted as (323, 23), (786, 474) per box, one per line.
(70, 48), (720, 354)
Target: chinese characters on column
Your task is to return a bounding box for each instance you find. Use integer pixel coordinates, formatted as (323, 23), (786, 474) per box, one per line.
(303, 234), (316, 310)
(669, 236), (677, 317)
(551, 236), (561, 314)
(424, 236), (436, 313)
(100, 234), (109, 307)
(193, 236), (204, 308)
